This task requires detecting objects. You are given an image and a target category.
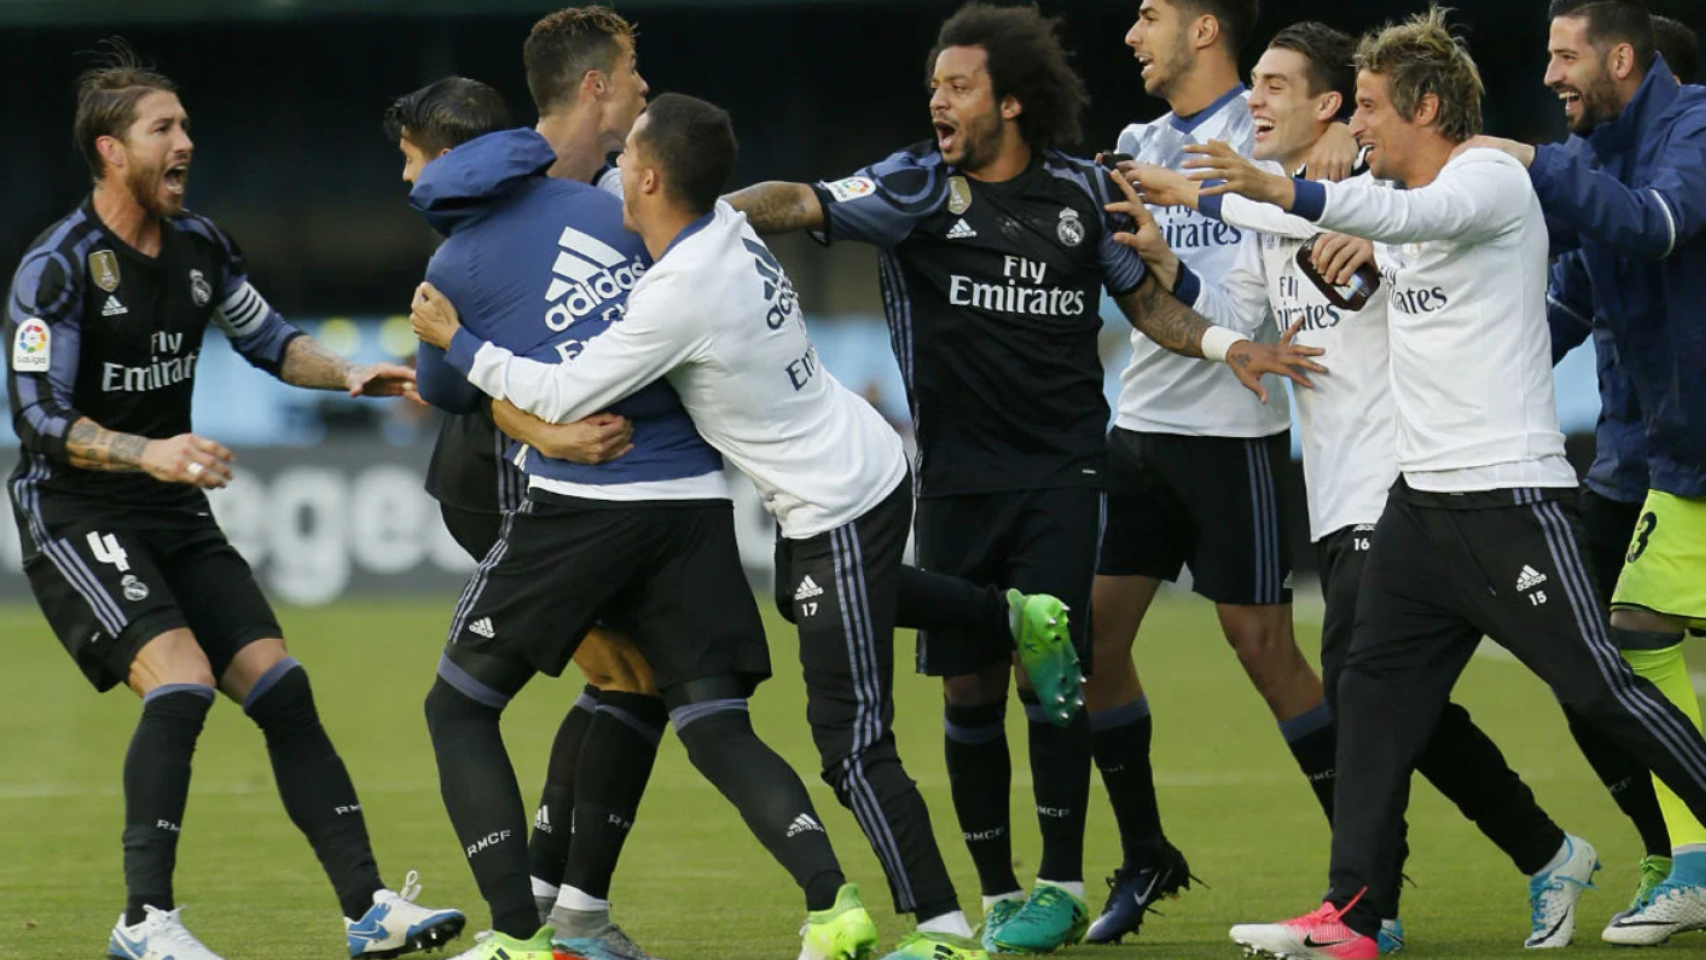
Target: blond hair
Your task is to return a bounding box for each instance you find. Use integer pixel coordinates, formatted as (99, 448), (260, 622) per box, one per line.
(1355, 6), (1484, 141)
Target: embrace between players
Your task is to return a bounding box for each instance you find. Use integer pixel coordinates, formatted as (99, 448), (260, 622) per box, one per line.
(8, 1), (1706, 960)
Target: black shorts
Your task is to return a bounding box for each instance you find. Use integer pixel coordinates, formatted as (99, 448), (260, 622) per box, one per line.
(440, 503), (504, 562)
(1577, 487), (1643, 602)
(449, 496), (769, 694)
(1099, 428), (1293, 606)
(12, 504), (280, 692)
(913, 486), (1102, 677)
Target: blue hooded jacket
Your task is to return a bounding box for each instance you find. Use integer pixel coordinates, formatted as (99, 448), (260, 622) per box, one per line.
(1531, 57), (1706, 499)
(409, 128), (721, 488)
(1547, 250), (1647, 504)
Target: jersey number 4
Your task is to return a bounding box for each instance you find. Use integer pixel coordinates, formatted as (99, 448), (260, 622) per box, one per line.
(86, 531), (131, 572)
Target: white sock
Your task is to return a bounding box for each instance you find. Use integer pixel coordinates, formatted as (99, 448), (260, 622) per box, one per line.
(1532, 838), (1572, 878)
(983, 891), (1025, 912)
(554, 884), (610, 913)
(917, 910), (974, 938)
(530, 877), (560, 901)
(1036, 878), (1085, 899)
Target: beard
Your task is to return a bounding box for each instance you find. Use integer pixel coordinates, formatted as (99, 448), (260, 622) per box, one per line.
(1149, 32), (1198, 101)
(124, 158), (180, 217)
(952, 108), (1007, 173)
(1568, 65), (1623, 136)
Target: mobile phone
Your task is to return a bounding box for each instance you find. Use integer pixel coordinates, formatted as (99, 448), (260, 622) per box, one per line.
(1099, 152), (1134, 170)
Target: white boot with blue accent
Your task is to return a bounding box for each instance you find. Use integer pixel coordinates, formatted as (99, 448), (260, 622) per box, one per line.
(1525, 834), (1598, 948)
(345, 870), (468, 958)
(108, 905), (226, 960)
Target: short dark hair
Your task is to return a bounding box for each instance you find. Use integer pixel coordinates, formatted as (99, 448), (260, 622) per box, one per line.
(1548, 0), (1657, 73)
(524, 6), (636, 116)
(1653, 14), (1699, 82)
(73, 39), (178, 181)
(1173, 0), (1263, 54)
(928, 3), (1089, 153)
(634, 92), (736, 215)
(1267, 21), (1357, 104)
(382, 77), (512, 155)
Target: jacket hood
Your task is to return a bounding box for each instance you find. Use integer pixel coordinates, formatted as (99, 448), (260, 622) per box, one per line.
(409, 128), (557, 236)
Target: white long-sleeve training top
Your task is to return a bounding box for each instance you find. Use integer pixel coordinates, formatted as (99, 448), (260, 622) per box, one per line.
(450, 201), (908, 539)
(1286, 148), (1575, 493)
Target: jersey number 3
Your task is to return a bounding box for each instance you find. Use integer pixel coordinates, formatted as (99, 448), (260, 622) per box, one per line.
(1627, 511), (1658, 565)
(86, 531), (131, 572)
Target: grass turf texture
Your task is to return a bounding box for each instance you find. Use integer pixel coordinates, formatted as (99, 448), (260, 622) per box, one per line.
(0, 594), (1687, 959)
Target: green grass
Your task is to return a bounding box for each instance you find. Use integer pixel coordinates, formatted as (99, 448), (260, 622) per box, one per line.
(0, 594), (1678, 959)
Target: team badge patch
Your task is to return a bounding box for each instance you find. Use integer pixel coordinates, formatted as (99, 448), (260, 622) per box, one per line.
(189, 269), (212, 307)
(90, 250), (121, 292)
(824, 177), (876, 203)
(121, 574), (150, 603)
(11, 318), (50, 372)
(948, 175), (973, 215)
(1057, 208), (1084, 247)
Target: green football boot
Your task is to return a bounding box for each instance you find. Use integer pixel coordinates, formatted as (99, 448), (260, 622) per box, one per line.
(801, 884), (879, 960)
(1007, 590), (1083, 727)
(992, 885), (1089, 954)
(1632, 854), (1673, 912)
(880, 930), (987, 960)
(978, 899), (1024, 954)
(444, 927), (557, 960)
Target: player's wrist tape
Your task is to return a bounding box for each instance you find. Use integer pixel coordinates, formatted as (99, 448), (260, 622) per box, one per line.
(1201, 326), (1249, 363)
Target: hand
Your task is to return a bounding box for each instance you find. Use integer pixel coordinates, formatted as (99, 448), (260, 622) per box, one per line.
(1304, 123), (1359, 182)
(1310, 232), (1377, 286)
(1457, 136), (1536, 168)
(1104, 167), (1180, 284)
(142, 433), (235, 489)
(410, 282), (462, 349)
(1125, 162), (1200, 209)
(346, 361), (418, 399)
(1183, 140), (1294, 207)
(1224, 320), (1327, 403)
(493, 402), (635, 464)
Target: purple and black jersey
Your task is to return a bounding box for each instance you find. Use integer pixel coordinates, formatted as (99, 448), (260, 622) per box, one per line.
(812, 143), (1146, 497)
(5, 198), (302, 521)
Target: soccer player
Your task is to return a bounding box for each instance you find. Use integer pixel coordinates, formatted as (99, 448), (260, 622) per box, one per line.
(1118, 21), (1603, 949)
(1466, 0), (1706, 941)
(1654, 14), (1699, 84)
(397, 89), (878, 960)
(4, 49), (464, 960)
(383, 45), (667, 960)
(1181, 10), (1706, 957)
(725, 4), (1321, 952)
(1085, 4), (1362, 942)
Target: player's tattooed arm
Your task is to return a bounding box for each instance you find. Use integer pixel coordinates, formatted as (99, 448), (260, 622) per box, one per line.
(65, 418), (234, 487)
(1115, 272), (1211, 357)
(280, 335), (419, 400)
(724, 182), (825, 234)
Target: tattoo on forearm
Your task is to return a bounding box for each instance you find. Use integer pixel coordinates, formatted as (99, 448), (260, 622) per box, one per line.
(280, 336), (352, 390)
(65, 418), (148, 472)
(1121, 273), (1210, 358)
(725, 182), (823, 234)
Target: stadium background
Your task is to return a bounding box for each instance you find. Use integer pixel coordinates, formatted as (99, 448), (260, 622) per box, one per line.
(6, 3), (1706, 959)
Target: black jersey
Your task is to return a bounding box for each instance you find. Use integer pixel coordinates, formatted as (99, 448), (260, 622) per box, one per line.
(423, 404), (527, 516)
(812, 143), (1147, 497)
(6, 197), (301, 523)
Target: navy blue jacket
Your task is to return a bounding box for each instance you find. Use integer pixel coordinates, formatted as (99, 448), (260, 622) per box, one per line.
(1547, 251), (1647, 503)
(1531, 57), (1706, 498)
(409, 129), (720, 488)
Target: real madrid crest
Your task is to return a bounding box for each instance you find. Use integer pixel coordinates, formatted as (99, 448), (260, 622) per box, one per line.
(189, 269), (212, 307)
(121, 573), (150, 602)
(90, 250), (121, 292)
(948, 176), (973, 215)
(1056, 208), (1084, 247)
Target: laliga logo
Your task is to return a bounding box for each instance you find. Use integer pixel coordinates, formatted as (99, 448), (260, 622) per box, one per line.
(543, 226), (646, 332)
(17, 321), (47, 353)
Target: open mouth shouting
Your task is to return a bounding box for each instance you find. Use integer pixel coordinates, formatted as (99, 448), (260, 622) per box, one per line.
(934, 117), (959, 155)
(162, 160), (190, 196)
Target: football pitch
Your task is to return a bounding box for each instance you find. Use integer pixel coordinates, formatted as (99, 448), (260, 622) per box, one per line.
(0, 593), (1688, 960)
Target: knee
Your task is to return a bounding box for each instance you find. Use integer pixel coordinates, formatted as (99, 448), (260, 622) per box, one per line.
(1224, 619), (1303, 677)
(423, 668), (511, 739)
(241, 657), (314, 728)
(129, 629), (217, 694)
(944, 663), (1009, 706)
(671, 699), (752, 761)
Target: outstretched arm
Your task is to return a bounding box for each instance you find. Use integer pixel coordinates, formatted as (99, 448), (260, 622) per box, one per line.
(278, 335), (418, 399)
(725, 182), (825, 235)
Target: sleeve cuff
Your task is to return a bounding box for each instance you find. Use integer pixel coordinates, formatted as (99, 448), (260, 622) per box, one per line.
(446, 327), (484, 375)
(1291, 179), (1328, 221)
(1173, 262), (1202, 305)
(808, 185), (837, 247)
(1198, 192), (1225, 222)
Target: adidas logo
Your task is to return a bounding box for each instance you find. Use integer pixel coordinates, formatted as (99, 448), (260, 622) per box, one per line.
(543, 225), (646, 330)
(946, 218), (978, 239)
(102, 295), (129, 317)
(1516, 565), (1548, 592)
(534, 804), (552, 834)
(468, 617), (495, 639)
(785, 813), (824, 838)
(793, 575), (824, 601)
